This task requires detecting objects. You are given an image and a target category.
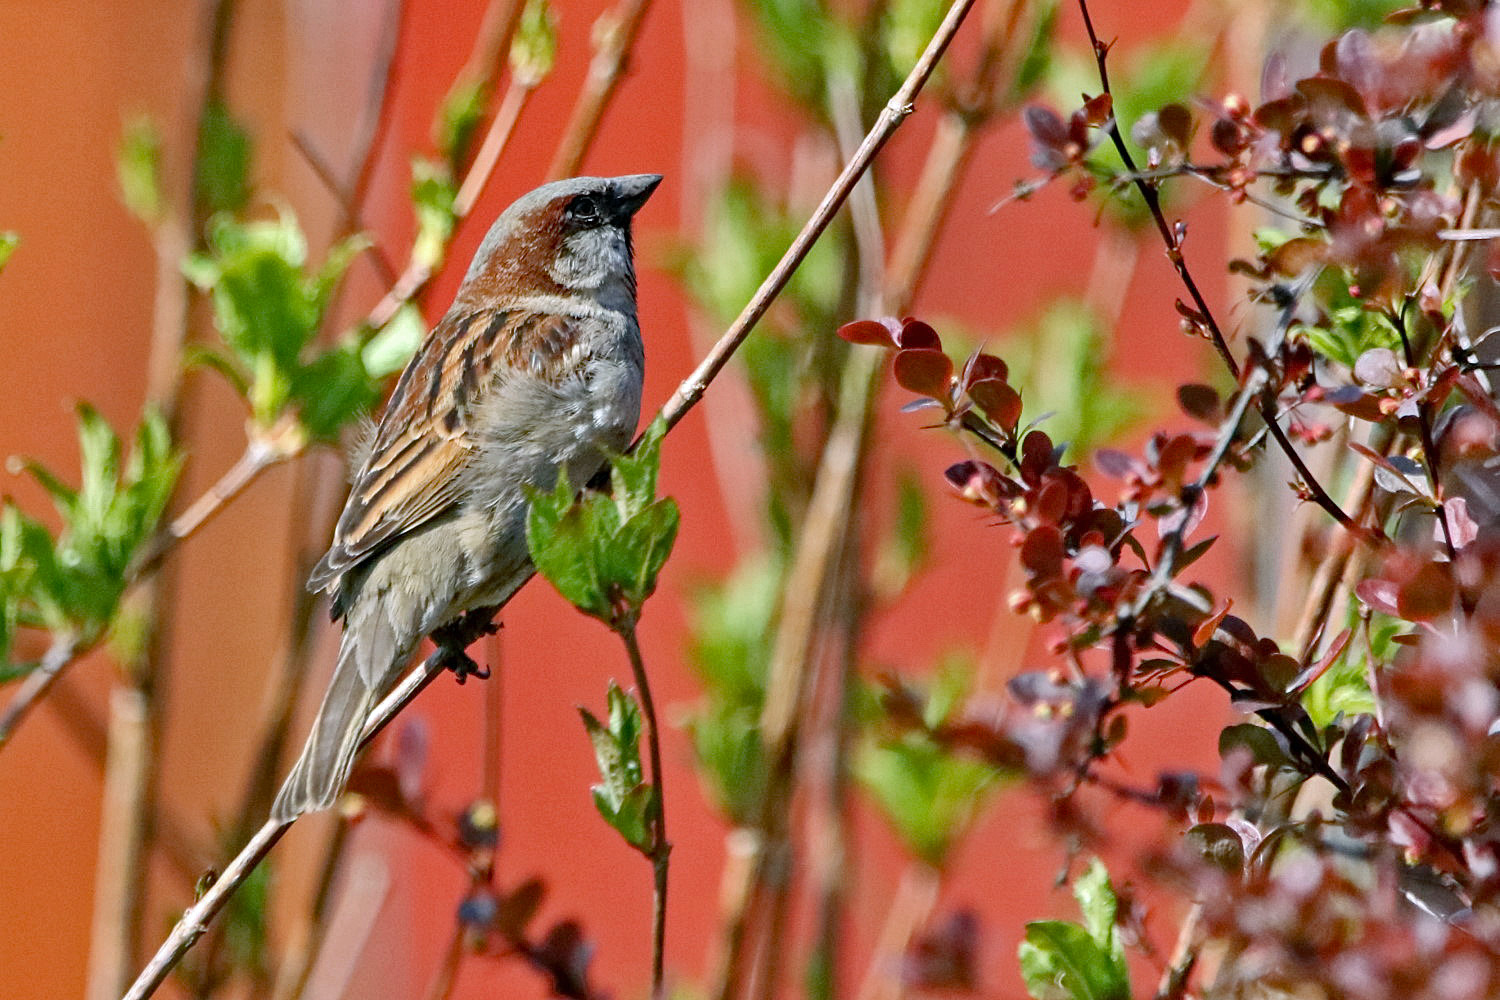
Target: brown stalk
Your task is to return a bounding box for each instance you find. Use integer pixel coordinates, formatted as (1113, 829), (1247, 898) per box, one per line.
(659, 0), (980, 437)
(546, 0), (655, 180)
(86, 2), (239, 996)
(366, 71), (536, 329)
(741, 5), (1032, 996)
(0, 638), (80, 751)
(124, 4), (975, 993)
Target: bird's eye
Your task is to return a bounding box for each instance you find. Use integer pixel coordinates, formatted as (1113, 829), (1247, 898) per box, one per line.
(571, 195), (602, 224)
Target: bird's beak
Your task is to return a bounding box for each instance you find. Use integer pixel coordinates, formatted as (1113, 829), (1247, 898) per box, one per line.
(613, 174), (663, 217)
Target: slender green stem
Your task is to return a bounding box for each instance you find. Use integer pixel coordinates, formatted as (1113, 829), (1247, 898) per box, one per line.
(617, 614), (669, 998)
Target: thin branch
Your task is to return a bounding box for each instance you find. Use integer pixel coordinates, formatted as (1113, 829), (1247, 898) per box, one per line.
(0, 638), (80, 750)
(619, 618), (669, 998)
(123, 649), (448, 1000)
(366, 73), (536, 330)
(546, 0), (655, 179)
(1075, 0), (1361, 535)
(658, 0), (981, 437)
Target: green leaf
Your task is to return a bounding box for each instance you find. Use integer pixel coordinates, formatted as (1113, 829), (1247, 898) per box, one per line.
(362, 303), (426, 378)
(612, 499), (680, 606)
(411, 157), (457, 273)
(1218, 722), (1291, 771)
(1187, 822), (1246, 874)
(580, 682), (653, 852)
(195, 99), (253, 215)
(883, 0), (946, 81)
(610, 417), (666, 520)
(437, 78), (488, 173)
(526, 426), (679, 624)
(1010, 2), (1059, 100)
(685, 703), (767, 825)
(2, 407), (180, 640)
(1018, 920), (1131, 1000)
(117, 116), (164, 225)
(527, 469), (608, 619)
(855, 729), (999, 868)
(873, 469), (929, 596)
(188, 209), (376, 435)
(291, 341), (379, 441)
(0, 232), (16, 275)
(1073, 859), (1122, 962)
(510, 0), (558, 85)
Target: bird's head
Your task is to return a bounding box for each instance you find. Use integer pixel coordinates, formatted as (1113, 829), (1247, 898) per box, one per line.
(457, 174), (662, 313)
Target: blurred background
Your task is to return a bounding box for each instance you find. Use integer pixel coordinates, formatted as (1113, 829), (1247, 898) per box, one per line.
(0, 0), (1383, 998)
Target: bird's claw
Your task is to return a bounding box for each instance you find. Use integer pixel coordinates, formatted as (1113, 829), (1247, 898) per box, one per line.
(431, 608), (501, 684)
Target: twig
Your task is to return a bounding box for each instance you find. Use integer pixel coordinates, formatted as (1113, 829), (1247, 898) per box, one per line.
(421, 922), (468, 1000)
(1152, 902), (1201, 1000)
(86, 1), (241, 990)
(658, 0), (981, 437)
(1075, 0), (1360, 535)
(366, 73), (535, 330)
(618, 617), (669, 998)
(124, 4), (977, 991)
(0, 638), (80, 750)
(853, 863), (941, 1000)
(1388, 304), (1459, 563)
(123, 649), (448, 1000)
(546, 0), (655, 179)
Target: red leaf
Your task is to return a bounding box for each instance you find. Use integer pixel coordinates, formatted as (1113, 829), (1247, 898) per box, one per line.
(1094, 449), (1137, 479)
(1176, 384), (1222, 424)
(1019, 525), (1065, 580)
(963, 351), (1008, 385)
(1193, 597), (1233, 648)
(1395, 561), (1455, 622)
(893, 349), (954, 399)
(897, 319), (942, 350)
(838, 318), (901, 347)
(1287, 628), (1351, 694)
(967, 378), (1022, 431)
(1354, 578), (1400, 616)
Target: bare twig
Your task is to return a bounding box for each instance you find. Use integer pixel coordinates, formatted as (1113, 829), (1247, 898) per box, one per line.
(366, 72), (536, 329)
(123, 649), (448, 1000)
(87, 0), (241, 990)
(618, 618), (670, 998)
(658, 0), (981, 437)
(546, 0), (655, 179)
(0, 638), (80, 750)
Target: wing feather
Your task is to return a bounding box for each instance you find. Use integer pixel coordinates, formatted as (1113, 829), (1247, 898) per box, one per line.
(309, 306), (583, 592)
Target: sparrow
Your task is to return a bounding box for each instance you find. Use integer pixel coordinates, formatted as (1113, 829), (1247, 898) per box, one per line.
(272, 173), (663, 821)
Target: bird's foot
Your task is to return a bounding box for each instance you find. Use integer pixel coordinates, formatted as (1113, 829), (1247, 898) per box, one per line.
(431, 608), (502, 684)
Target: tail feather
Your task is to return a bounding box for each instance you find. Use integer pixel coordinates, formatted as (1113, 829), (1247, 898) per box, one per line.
(271, 646), (377, 822)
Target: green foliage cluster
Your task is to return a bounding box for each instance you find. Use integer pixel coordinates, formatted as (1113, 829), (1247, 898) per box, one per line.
(184, 214), (374, 441)
(1018, 860), (1130, 1000)
(526, 419), (680, 628)
(0, 407), (179, 671)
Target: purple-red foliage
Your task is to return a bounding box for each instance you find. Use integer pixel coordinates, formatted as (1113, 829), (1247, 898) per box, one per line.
(851, 3), (1500, 994)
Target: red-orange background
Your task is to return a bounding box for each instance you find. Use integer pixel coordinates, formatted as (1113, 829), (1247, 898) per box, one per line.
(0, 1), (1238, 998)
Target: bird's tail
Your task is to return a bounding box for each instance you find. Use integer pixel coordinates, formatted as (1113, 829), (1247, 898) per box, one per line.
(271, 644), (377, 822)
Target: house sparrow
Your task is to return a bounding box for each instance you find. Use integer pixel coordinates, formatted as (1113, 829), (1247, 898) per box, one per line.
(272, 173), (662, 821)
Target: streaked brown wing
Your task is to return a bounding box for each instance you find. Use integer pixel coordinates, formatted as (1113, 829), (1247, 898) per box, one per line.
(310, 305), (581, 590)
